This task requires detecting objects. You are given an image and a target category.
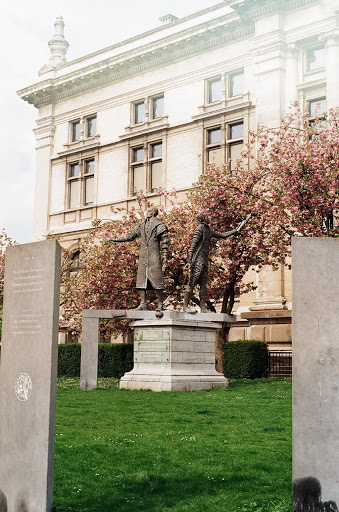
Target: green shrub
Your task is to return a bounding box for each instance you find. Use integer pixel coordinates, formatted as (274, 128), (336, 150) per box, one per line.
(57, 343), (133, 378)
(223, 340), (268, 379)
(98, 343), (133, 378)
(58, 343), (81, 376)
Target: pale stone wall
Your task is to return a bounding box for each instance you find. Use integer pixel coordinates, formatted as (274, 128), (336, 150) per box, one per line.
(18, 0), (339, 346)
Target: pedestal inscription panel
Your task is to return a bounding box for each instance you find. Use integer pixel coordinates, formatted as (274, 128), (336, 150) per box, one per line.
(0, 240), (61, 512)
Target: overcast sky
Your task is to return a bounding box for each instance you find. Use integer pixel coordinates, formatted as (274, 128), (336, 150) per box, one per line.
(0, 0), (220, 244)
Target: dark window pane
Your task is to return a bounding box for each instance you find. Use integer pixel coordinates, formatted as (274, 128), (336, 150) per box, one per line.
(208, 128), (222, 145)
(133, 147), (144, 162)
(208, 79), (222, 103)
(152, 96), (164, 119)
(86, 117), (96, 137)
(70, 163), (80, 177)
(152, 142), (162, 158)
(135, 102), (145, 124)
(307, 46), (325, 71)
(230, 122), (244, 139)
(309, 98), (327, 116)
(85, 160), (94, 174)
(72, 121), (80, 142)
(230, 71), (244, 97)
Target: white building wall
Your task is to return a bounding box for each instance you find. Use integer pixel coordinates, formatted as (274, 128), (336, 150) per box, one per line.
(97, 147), (128, 204)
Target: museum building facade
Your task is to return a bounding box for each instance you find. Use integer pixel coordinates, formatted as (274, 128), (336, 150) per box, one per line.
(18, 0), (339, 348)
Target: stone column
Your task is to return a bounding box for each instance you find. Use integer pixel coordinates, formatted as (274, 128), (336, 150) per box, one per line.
(253, 13), (286, 127)
(320, 29), (339, 108)
(33, 111), (55, 240)
(80, 317), (100, 390)
(285, 43), (299, 111)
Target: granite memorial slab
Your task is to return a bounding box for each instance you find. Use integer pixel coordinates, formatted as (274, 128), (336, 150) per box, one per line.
(292, 238), (339, 510)
(0, 240), (61, 512)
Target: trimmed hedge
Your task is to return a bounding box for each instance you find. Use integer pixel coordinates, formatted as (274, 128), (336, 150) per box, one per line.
(223, 340), (268, 379)
(57, 343), (133, 378)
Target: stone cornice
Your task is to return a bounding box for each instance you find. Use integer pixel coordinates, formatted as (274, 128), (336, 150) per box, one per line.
(225, 0), (319, 19)
(18, 16), (254, 108)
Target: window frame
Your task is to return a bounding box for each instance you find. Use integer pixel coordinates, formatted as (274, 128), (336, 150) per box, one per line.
(207, 76), (222, 104)
(69, 114), (97, 143)
(305, 44), (326, 73)
(129, 140), (163, 196)
(66, 157), (96, 210)
(205, 119), (245, 173)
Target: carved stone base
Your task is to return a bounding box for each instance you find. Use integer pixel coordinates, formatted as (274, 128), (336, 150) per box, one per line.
(119, 319), (228, 392)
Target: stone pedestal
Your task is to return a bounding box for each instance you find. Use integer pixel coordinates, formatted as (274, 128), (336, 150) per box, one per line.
(81, 310), (235, 391)
(120, 319), (228, 392)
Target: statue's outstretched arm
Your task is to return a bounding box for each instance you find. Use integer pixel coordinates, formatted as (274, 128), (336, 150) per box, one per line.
(211, 214), (251, 240)
(105, 225), (140, 244)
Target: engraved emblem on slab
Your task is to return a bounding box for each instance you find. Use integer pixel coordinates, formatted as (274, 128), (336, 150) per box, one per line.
(15, 373), (32, 401)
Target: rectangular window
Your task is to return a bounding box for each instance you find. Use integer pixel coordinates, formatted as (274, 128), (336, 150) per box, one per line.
(84, 159), (94, 174)
(133, 147), (145, 162)
(309, 97), (327, 117)
(85, 178), (94, 205)
(71, 121), (80, 142)
(306, 46), (325, 72)
(150, 142), (162, 191)
(229, 71), (244, 97)
(207, 127), (223, 166)
(229, 143), (243, 174)
(69, 180), (80, 209)
(228, 122), (244, 174)
(132, 165), (145, 194)
(86, 116), (97, 137)
(69, 163), (80, 177)
(208, 128), (222, 145)
(208, 78), (222, 103)
(229, 122), (244, 139)
(67, 159), (95, 209)
(152, 96), (164, 119)
(134, 102), (145, 124)
(130, 141), (163, 195)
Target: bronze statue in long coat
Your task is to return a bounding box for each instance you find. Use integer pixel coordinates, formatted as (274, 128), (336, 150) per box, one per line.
(106, 206), (169, 310)
(184, 212), (251, 313)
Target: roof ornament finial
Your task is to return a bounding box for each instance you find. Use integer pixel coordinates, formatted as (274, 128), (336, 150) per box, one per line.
(48, 17), (69, 67)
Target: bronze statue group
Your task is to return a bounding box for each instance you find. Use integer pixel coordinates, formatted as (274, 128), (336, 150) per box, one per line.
(106, 206), (250, 313)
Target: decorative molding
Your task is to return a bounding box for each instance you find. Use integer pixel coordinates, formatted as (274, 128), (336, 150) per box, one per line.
(192, 99), (253, 121)
(18, 22), (254, 108)
(225, 0), (319, 20)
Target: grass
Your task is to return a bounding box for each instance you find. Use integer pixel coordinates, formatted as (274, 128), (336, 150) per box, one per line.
(53, 378), (292, 512)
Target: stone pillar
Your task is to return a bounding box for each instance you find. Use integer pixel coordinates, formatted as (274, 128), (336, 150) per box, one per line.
(285, 44), (299, 110)
(80, 317), (99, 390)
(33, 112), (55, 240)
(321, 29), (339, 108)
(0, 240), (61, 512)
(120, 319), (228, 392)
(253, 13), (286, 127)
(292, 238), (339, 507)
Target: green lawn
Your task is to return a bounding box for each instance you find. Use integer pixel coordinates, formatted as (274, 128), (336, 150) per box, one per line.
(53, 378), (292, 512)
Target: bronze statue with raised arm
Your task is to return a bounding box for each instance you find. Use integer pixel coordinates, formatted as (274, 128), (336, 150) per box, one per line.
(106, 206), (169, 311)
(184, 212), (251, 313)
